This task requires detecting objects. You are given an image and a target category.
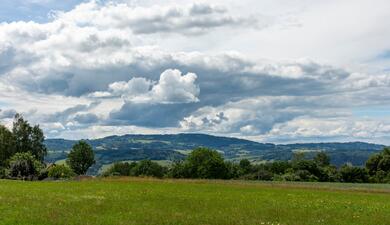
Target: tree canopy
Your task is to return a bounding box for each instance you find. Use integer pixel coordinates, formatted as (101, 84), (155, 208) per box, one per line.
(66, 141), (95, 175)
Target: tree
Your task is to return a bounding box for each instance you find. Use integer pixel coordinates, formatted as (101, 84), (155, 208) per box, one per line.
(12, 114), (46, 162)
(133, 160), (165, 178)
(340, 164), (369, 183)
(103, 162), (136, 177)
(366, 147), (390, 182)
(66, 141), (95, 175)
(8, 152), (43, 180)
(0, 125), (15, 167)
(185, 147), (228, 179)
(239, 159), (252, 175)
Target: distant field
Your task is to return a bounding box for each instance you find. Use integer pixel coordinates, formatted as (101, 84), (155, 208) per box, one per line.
(0, 179), (389, 225)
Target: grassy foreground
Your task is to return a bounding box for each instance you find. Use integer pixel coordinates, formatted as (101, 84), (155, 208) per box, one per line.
(0, 178), (390, 225)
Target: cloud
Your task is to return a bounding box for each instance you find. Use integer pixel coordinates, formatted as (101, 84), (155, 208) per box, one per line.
(90, 69), (199, 104)
(73, 113), (99, 124)
(53, 1), (261, 35)
(0, 109), (17, 119)
(1, 0), (390, 144)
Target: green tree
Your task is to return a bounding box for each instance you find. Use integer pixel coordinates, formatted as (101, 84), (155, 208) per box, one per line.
(185, 147), (228, 179)
(133, 160), (165, 178)
(8, 152), (43, 180)
(365, 147), (390, 182)
(340, 164), (369, 183)
(169, 161), (191, 178)
(0, 125), (15, 167)
(103, 162), (136, 177)
(239, 159), (252, 175)
(12, 114), (46, 162)
(66, 141), (95, 175)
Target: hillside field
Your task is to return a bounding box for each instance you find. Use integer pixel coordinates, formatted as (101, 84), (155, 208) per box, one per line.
(0, 178), (389, 225)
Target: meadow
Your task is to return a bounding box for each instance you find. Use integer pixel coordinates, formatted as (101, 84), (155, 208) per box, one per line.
(0, 178), (389, 225)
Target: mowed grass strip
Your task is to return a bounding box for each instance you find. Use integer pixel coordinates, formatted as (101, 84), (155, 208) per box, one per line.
(0, 178), (389, 225)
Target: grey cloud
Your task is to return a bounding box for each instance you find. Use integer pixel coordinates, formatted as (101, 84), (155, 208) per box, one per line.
(1, 0), (390, 142)
(44, 101), (100, 123)
(109, 102), (200, 127)
(0, 109), (17, 119)
(73, 113), (99, 124)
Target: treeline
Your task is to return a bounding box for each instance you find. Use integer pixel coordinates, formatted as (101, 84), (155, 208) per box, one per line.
(104, 147), (390, 183)
(1, 115), (390, 183)
(0, 115), (95, 180)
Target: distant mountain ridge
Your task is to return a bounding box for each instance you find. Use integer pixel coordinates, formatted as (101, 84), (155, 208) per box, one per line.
(44, 133), (386, 175)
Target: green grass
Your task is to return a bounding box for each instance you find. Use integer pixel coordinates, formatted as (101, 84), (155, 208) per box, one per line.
(0, 178), (389, 225)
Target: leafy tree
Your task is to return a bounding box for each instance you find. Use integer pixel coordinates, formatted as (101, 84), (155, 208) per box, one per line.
(225, 161), (240, 179)
(12, 114), (46, 162)
(366, 153), (382, 175)
(267, 161), (292, 175)
(239, 159), (252, 175)
(293, 160), (321, 178)
(133, 160), (165, 178)
(169, 161), (191, 178)
(319, 165), (341, 182)
(254, 168), (273, 181)
(185, 147), (228, 179)
(8, 152), (43, 180)
(103, 162), (136, 177)
(48, 164), (75, 179)
(0, 125), (15, 167)
(66, 141), (95, 175)
(365, 147), (390, 182)
(340, 164), (369, 183)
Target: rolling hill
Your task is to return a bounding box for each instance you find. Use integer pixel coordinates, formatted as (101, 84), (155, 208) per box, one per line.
(44, 133), (386, 175)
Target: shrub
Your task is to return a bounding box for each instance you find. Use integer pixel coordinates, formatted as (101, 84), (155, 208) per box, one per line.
(340, 164), (369, 183)
(185, 147), (228, 179)
(133, 160), (166, 178)
(102, 162), (136, 177)
(48, 164), (75, 179)
(0, 167), (8, 179)
(8, 152), (43, 180)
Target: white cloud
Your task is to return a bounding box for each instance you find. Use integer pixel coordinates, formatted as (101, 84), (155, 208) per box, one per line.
(51, 1), (262, 35)
(90, 69), (199, 104)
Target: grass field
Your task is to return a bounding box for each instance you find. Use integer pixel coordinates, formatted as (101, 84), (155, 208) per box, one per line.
(0, 178), (390, 225)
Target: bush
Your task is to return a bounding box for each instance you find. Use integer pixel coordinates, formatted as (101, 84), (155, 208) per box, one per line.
(0, 167), (8, 179)
(102, 162), (136, 177)
(133, 160), (166, 178)
(185, 147), (228, 179)
(48, 164), (75, 179)
(8, 152), (43, 180)
(340, 164), (369, 183)
(169, 161), (190, 178)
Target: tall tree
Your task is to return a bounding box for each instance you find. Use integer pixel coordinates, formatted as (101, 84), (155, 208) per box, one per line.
(66, 141), (95, 175)
(12, 114), (47, 161)
(0, 125), (15, 167)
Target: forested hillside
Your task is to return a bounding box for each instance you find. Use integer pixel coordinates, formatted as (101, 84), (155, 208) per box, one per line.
(44, 134), (385, 174)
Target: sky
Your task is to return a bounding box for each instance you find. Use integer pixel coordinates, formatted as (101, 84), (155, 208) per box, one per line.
(0, 0), (390, 144)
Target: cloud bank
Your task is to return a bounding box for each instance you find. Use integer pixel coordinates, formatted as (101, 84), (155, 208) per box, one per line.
(0, 0), (390, 144)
